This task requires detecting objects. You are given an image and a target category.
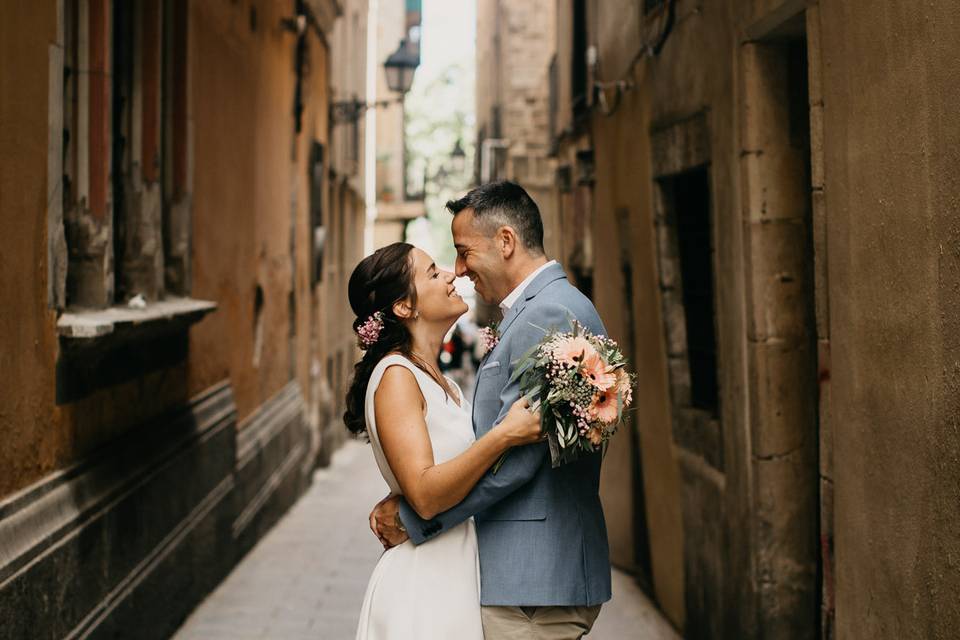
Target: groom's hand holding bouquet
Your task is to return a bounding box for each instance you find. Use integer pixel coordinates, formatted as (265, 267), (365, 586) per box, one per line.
(494, 319), (634, 472)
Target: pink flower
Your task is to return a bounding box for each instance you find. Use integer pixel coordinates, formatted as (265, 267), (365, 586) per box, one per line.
(588, 390), (619, 424)
(478, 325), (500, 356)
(356, 311), (385, 349)
(580, 351), (616, 391)
(553, 336), (596, 367)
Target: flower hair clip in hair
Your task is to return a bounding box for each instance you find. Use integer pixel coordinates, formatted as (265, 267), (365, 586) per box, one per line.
(356, 311), (385, 349)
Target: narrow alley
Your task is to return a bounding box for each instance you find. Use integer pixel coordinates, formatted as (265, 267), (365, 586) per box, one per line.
(173, 441), (679, 640)
(3, 1), (960, 638)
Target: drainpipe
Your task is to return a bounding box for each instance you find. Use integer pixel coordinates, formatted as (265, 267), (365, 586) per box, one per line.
(480, 138), (509, 184)
(363, 0), (379, 257)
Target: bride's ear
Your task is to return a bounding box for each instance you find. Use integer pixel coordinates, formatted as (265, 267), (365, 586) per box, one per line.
(393, 299), (415, 320)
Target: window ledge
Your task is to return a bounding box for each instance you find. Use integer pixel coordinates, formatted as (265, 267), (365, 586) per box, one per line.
(58, 297), (217, 340)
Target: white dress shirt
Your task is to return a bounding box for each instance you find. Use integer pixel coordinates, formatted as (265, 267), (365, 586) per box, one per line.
(499, 260), (558, 313)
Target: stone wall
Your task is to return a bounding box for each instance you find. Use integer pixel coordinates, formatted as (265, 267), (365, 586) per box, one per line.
(539, 0), (960, 637)
(0, 0), (365, 635)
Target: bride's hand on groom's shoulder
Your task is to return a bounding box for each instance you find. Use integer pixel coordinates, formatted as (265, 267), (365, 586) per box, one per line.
(369, 493), (409, 549)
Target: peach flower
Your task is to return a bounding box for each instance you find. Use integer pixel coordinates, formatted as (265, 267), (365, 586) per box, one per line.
(586, 426), (604, 446)
(581, 351), (616, 391)
(615, 369), (633, 405)
(554, 336), (596, 366)
(588, 390), (619, 424)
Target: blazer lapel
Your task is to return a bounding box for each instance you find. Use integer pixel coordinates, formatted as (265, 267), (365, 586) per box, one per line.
(473, 263), (568, 436)
(496, 262), (567, 338)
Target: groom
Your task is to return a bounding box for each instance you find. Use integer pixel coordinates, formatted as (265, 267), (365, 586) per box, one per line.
(370, 180), (611, 638)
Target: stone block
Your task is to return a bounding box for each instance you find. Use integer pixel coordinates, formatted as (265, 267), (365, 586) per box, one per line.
(751, 445), (818, 637)
(746, 219), (814, 343)
(698, 413), (725, 472)
(661, 288), (688, 358)
(668, 355), (692, 407)
(671, 405), (699, 456)
(740, 147), (811, 223)
(651, 112), (710, 178)
(673, 408), (725, 473)
(748, 339), (818, 460)
(655, 220), (679, 289)
(740, 43), (793, 152)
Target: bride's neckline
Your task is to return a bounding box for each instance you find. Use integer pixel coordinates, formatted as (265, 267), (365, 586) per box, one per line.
(386, 352), (463, 408)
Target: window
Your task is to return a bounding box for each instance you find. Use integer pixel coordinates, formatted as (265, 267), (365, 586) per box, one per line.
(56, 0), (211, 402)
(661, 167), (718, 414)
(62, 0), (192, 309)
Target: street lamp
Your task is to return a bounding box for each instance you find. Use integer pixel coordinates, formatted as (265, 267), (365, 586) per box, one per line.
(330, 39), (420, 125)
(384, 39), (419, 94)
(450, 139), (466, 175)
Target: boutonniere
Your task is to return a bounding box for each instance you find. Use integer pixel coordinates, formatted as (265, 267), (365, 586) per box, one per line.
(478, 323), (500, 357)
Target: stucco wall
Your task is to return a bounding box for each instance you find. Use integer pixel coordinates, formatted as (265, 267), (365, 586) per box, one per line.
(0, 1), (186, 499)
(0, 0), (64, 498)
(0, 0), (347, 500)
(819, 2), (960, 637)
(188, 0), (300, 420)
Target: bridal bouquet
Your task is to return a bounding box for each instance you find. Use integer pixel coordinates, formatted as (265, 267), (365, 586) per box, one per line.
(494, 320), (634, 472)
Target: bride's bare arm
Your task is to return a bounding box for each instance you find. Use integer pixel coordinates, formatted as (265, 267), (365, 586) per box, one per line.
(374, 365), (540, 520)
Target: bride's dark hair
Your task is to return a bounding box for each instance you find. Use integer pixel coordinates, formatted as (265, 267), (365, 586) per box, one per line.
(343, 242), (419, 436)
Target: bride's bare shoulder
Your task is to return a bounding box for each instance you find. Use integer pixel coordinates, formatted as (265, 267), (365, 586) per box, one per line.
(374, 358), (424, 410)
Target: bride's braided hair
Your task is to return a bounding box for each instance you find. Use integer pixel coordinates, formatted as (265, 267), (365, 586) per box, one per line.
(343, 242), (419, 436)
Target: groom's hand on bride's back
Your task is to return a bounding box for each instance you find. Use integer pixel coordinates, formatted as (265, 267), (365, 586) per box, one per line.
(370, 494), (409, 549)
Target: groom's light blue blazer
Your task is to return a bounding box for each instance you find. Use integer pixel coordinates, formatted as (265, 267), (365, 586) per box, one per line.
(398, 262), (612, 607)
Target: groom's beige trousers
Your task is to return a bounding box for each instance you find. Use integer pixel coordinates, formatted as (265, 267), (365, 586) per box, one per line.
(481, 605), (601, 639)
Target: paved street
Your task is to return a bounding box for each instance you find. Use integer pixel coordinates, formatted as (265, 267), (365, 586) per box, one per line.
(173, 440), (679, 640)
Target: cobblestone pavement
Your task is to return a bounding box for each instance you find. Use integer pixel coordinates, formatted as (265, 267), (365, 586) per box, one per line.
(173, 441), (679, 640)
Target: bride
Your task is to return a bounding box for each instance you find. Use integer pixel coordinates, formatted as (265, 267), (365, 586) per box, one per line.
(344, 242), (541, 639)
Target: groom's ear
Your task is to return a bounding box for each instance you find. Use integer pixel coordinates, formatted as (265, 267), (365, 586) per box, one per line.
(496, 225), (518, 259)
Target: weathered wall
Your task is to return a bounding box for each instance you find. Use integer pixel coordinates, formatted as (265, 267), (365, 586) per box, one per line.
(819, 2), (960, 638)
(0, 0), (355, 498)
(0, 0), (63, 498)
(484, 0), (960, 637)
(0, 0), (187, 498)
(588, 1), (747, 631)
(588, 54), (688, 631)
(188, 0), (298, 420)
(0, 0), (353, 634)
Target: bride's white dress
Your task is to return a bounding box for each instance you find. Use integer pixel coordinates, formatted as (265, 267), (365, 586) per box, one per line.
(355, 354), (484, 640)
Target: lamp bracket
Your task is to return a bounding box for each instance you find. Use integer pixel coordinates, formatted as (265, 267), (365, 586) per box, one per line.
(329, 95), (404, 126)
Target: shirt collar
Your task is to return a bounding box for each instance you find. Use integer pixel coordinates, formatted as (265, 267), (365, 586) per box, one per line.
(499, 260), (557, 313)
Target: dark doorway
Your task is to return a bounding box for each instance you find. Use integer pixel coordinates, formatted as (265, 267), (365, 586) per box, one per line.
(661, 166), (719, 417)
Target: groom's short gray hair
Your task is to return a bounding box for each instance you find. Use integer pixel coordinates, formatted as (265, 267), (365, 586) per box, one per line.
(446, 180), (545, 255)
